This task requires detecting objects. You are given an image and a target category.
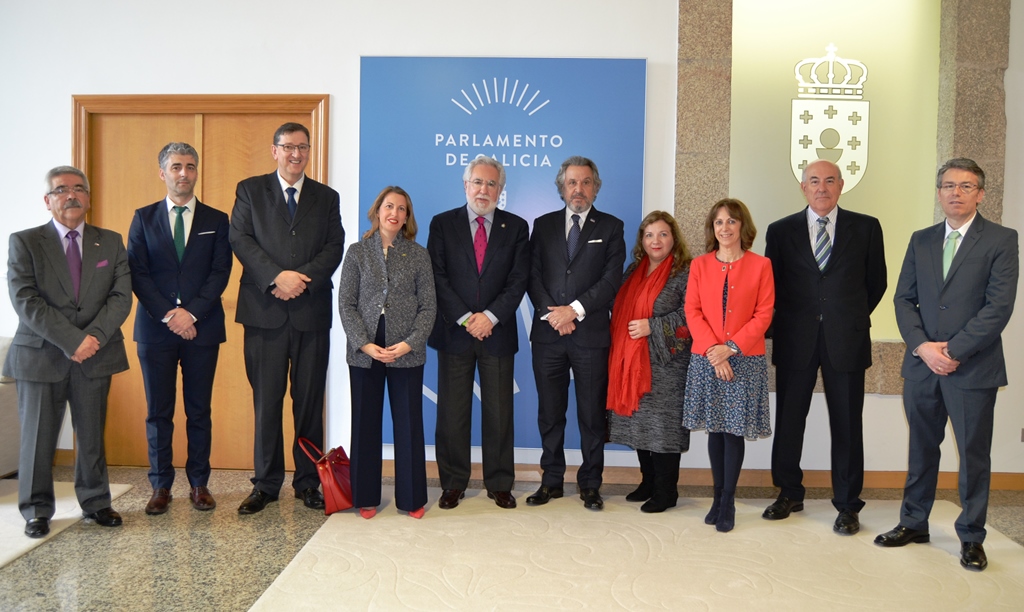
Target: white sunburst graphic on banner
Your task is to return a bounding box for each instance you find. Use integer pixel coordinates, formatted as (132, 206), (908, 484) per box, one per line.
(451, 77), (551, 116)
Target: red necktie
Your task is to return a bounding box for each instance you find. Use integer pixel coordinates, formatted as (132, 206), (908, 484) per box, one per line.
(474, 216), (487, 273)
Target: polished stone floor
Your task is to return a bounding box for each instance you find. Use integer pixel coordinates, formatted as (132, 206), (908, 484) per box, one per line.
(1, 466), (1022, 611)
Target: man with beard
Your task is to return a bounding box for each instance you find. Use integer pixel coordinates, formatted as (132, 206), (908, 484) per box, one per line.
(427, 156), (530, 510)
(526, 156), (625, 510)
(127, 142), (232, 515)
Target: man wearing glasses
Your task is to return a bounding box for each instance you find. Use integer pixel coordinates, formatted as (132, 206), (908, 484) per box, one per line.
(876, 158), (1019, 572)
(5, 166), (132, 538)
(229, 123), (345, 514)
(427, 156), (530, 510)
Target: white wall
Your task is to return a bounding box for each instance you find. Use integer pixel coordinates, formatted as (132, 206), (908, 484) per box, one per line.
(2, 0), (1020, 474)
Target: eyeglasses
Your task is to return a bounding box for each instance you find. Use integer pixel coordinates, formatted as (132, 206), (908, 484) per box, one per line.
(939, 182), (979, 194)
(275, 144), (311, 154)
(469, 178), (499, 189)
(48, 185), (89, 196)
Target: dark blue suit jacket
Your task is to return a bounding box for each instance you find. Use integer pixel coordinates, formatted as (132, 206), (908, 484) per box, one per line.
(528, 206), (625, 348)
(426, 205), (530, 357)
(128, 199), (232, 346)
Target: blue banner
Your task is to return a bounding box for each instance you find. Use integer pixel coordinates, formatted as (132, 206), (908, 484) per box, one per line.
(359, 56), (647, 450)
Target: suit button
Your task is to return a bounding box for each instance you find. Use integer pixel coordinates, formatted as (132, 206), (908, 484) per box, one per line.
(567, 270), (572, 274)
(385, 303), (390, 308)
(939, 305), (947, 310)
(292, 231), (296, 236)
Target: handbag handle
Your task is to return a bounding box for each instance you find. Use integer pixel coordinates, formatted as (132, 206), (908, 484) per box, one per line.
(297, 437), (325, 463)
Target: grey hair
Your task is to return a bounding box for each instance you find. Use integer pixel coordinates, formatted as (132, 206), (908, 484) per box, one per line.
(801, 158), (843, 182)
(45, 166), (89, 194)
(462, 155), (506, 189)
(936, 157), (985, 190)
(555, 156), (602, 197)
(158, 142), (199, 169)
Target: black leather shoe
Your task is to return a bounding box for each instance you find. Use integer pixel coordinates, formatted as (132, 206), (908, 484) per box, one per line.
(960, 542), (988, 571)
(438, 489), (465, 509)
(580, 488), (604, 510)
(238, 488), (278, 515)
(874, 525), (930, 547)
(834, 509), (860, 535)
(526, 485), (563, 506)
(25, 517), (50, 539)
(145, 488), (172, 515)
(83, 507), (123, 527)
(487, 490), (517, 509)
(295, 487), (325, 510)
(762, 496), (804, 520)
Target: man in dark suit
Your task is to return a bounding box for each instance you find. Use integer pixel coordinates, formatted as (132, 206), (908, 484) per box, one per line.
(229, 123), (345, 514)
(5, 166), (132, 538)
(128, 142), (232, 515)
(763, 159), (887, 535)
(876, 158), (1018, 572)
(526, 156), (625, 511)
(427, 156), (530, 510)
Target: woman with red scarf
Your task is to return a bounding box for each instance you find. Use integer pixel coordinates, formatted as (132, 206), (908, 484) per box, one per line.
(607, 211), (693, 513)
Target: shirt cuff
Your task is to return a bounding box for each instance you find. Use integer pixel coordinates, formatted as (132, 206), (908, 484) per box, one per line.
(483, 310), (498, 326)
(570, 300), (586, 321)
(457, 312), (472, 327)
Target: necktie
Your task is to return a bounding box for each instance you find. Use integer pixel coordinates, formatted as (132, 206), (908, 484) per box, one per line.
(473, 216), (487, 274)
(66, 230), (81, 301)
(173, 206), (187, 261)
(943, 230), (961, 280)
(567, 213), (581, 262)
(814, 217), (831, 271)
(286, 187), (297, 218)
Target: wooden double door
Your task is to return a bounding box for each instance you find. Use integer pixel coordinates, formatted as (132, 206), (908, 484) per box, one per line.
(74, 95), (329, 470)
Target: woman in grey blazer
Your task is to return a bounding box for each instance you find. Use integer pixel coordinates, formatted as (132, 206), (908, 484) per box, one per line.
(339, 186), (436, 519)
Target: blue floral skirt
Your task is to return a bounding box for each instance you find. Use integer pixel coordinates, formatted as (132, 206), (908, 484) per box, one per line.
(682, 353), (771, 440)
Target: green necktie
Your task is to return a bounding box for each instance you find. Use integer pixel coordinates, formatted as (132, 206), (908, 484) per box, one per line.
(173, 206), (187, 261)
(942, 230), (960, 280)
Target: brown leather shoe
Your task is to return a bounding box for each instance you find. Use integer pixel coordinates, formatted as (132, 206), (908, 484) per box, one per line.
(145, 488), (172, 515)
(487, 490), (517, 509)
(438, 489), (465, 509)
(190, 486), (216, 511)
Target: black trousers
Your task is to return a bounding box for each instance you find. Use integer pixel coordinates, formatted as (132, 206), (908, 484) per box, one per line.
(771, 328), (865, 512)
(349, 315), (427, 511)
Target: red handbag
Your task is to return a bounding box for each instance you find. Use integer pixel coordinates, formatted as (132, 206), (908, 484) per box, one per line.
(298, 437), (354, 515)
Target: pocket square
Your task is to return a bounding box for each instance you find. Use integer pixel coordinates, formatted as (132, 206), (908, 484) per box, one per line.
(197, 231), (216, 236)
(588, 239), (603, 243)
(96, 259), (109, 268)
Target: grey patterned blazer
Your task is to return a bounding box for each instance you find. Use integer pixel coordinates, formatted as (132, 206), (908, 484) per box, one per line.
(338, 230), (436, 368)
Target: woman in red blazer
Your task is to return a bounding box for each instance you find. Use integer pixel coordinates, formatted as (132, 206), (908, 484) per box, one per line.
(683, 198), (775, 532)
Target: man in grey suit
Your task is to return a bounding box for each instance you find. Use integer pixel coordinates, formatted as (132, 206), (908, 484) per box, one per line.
(526, 156), (625, 511)
(875, 158), (1019, 572)
(427, 156), (530, 510)
(5, 166), (132, 538)
(230, 123), (345, 515)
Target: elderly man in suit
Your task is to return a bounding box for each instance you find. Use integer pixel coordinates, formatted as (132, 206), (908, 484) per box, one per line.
(875, 158), (1018, 572)
(763, 159), (887, 535)
(427, 156), (530, 510)
(5, 166), (132, 538)
(229, 123), (345, 515)
(128, 142), (232, 515)
(526, 156), (625, 511)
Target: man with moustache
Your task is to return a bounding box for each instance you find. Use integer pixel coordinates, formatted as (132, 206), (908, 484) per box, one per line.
(427, 156), (530, 510)
(763, 158), (887, 536)
(229, 123), (345, 514)
(5, 166), (132, 538)
(526, 156), (625, 510)
(876, 158), (1018, 572)
(127, 142), (232, 515)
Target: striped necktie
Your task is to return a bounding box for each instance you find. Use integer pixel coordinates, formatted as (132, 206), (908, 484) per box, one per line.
(814, 217), (831, 271)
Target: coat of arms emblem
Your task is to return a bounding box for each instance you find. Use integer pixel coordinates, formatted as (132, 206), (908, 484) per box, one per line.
(791, 44), (869, 193)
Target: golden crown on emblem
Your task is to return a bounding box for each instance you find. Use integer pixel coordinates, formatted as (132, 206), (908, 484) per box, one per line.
(795, 43), (868, 100)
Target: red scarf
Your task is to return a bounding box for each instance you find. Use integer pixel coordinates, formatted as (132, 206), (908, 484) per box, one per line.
(607, 255), (673, 417)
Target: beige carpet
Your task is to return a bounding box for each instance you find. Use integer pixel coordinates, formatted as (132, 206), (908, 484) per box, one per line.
(253, 487), (1024, 611)
(0, 479), (133, 568)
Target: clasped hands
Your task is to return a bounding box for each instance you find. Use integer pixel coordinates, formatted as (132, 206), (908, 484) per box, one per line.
(71, 335), (100, 363)
(546, 305), (577, 336)
(706, 344), (736, 382)
(272, 270), (311, 301)
(361, 341), (412, 363)
(918, 341), (960, 376)
(163, 307), (197, 340)
(464, 312), (494, 341)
